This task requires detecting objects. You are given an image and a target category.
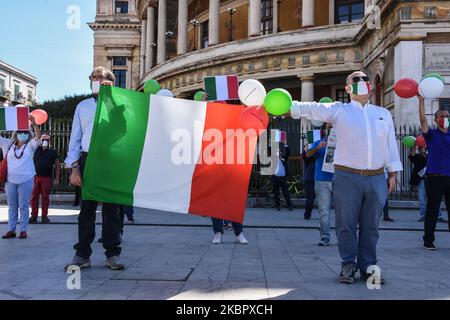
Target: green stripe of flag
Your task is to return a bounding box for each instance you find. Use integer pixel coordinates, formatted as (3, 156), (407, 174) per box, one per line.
(0, 109), (5, 131)
(204, 77), (217, 100)
(82, 86), (151, 205)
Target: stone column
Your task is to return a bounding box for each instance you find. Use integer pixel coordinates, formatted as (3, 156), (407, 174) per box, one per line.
(273, 0), (278, 34)
(394, 41), (423, 127)
(140, 19), (147, 78)
(248, 0), (261, 37)
(300, 75), (315, 102)
(146, 6), (156, 72)
(177, 0), (188, 54)
(329, 0), (335, 25)
(302, 0), (315, 27)
(209, 0), (220, 46)
(157, 0), (167, 64)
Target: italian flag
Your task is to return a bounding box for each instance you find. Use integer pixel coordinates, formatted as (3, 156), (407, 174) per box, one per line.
(204, 75), (239, 101)
(82, 86), (258, 223)
(0, 106), (29, 131)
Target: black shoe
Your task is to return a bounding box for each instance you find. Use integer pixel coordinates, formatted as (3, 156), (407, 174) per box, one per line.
(98, 238), (103, 243)
(276, 206), (281, 211)
(42, 217), (50, 224)
(383, 216), (394, 222)
(423, 243), (437, 250)
(339, 264), (358, 284)
(29, 216), (38, 224)
(127, 217), (135, 224)
(304, 214), (311, 220)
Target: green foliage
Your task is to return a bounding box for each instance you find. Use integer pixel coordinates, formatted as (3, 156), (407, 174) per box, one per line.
(33, 94), (91, 119)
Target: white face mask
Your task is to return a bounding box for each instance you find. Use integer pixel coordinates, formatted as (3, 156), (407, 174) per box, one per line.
(91, 81), (101, 95)
(42, 140), (49, 148)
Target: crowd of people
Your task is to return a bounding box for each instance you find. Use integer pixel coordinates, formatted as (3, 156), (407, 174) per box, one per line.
(1, 67), (448, 285)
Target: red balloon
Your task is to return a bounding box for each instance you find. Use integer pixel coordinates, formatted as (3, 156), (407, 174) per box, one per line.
(416, 135), (426, 148)
(239, 106), (269, 134)
(394, 78), (419, 99)
(30, 109), (48, 125)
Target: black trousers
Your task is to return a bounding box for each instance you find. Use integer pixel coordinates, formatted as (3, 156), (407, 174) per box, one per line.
(74, 153), (122, 259)
(423, 175), (450, 245)
(211, 218), (243, 236)
(272, 176), (293, 207)
(303, 180), (316, 217)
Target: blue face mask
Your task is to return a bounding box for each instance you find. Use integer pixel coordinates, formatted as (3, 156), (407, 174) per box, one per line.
(17, 133), (29, 142)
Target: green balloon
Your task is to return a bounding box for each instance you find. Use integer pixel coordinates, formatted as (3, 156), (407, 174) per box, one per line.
(143, 79), (161, 94)
(194, 91), (206, 101)
(263, 89), (292, 116)
(423, 73), (445, 83)
(319, 97), (333, 103)
(402, 136), (416, 148)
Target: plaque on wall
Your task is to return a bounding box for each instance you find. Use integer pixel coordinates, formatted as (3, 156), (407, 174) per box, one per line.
(424, 44), (450, 75)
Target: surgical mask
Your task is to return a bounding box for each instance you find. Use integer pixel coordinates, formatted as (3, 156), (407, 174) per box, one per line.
(17, 133), (29, 142)
(91, 81), (101, 95)
(348, 81), (371, 96)
(42, 140), (49, 148)
(437, 117), (449, 129)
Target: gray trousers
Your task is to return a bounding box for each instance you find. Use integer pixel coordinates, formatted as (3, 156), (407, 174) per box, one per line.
(315, 181), (333, 241)
(332, 169), (388, 272)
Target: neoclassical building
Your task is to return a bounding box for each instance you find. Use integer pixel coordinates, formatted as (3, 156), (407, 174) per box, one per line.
(90, 0), (450, 126)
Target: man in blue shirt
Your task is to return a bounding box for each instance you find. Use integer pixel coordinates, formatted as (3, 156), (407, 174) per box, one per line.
(418, 95), (450, 250)
(306, 123), (334, 246)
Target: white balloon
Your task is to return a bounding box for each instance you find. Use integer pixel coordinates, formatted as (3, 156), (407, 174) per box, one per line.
(238, 79), (266, 107)
(156, 89), (174, 98)
(419, 77), (444, 99)
(311, 119), (324, 127)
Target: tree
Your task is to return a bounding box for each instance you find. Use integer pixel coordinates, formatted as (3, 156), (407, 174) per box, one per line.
(33, 94), (91, 119)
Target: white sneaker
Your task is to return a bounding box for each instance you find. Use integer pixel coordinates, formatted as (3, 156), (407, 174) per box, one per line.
(212, 232), (222, 244)
(236, 232), (248, 244)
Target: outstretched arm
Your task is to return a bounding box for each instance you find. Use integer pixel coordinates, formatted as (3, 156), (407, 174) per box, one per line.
(418, 95), (428, 134)
(291, 101), (341, 124)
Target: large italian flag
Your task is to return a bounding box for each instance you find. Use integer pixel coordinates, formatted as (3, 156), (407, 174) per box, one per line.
(82, 86), (258, 223)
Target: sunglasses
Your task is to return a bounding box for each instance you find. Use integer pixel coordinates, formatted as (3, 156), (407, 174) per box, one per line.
(352, 76), (370, 82)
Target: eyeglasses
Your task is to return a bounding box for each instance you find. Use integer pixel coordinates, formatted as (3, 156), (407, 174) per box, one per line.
(352, 76), (370, 82)
(42, 139), (50, 142)
(89, 74), (106, 81)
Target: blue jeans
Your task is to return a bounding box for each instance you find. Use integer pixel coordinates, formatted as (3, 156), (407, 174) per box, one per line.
(333, 170), (388, 273)
(418, 180), (442, 218)
(314, 181), (333, 242)
(5, 178), (34, 233)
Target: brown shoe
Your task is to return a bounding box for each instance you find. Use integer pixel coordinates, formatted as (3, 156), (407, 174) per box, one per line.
(19, 232), (27, 239)
(2, 231), (16, 239)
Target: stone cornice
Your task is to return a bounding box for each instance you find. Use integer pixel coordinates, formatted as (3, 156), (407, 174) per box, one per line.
(88, 22), (141, 31)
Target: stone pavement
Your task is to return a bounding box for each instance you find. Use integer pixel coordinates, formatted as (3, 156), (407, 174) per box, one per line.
(0, 205), (449, 300)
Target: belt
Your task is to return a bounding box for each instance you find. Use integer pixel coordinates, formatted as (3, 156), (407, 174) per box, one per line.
(335, 165), (384, 176)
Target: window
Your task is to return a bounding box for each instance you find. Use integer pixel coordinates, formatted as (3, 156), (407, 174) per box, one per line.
(113, 56), (127, 66)
(113, 70), (127, 88)
(0, 78), (5, 95)
(14, 84), (20, 100)
(260, 0), (273, 35)
(28, 89), (33, 102)
(201, 21), (209, 49)
(115, 1), (129, 14)
(336, 89), (350, 103)
(335, 0), (364, 24)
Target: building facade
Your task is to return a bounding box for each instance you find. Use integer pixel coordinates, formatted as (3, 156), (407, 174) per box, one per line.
(0, 60), (38, 107)
(91, 0), (450, 126)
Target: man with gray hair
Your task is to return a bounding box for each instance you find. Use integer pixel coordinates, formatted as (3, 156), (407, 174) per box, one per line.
(291, 71), (402, 284)
(64, 66), (125, 271)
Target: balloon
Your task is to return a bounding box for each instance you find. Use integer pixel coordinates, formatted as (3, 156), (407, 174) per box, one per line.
(319, 97), (333, 103)
(156, 89), (174, 98)
(311, 119), (324, 127)
(419, 77), (444, 99)
(394, 78), (419, 99)
(239, 106), (269, 133)
(402, 136), (416, 148)
(423, 73), (444, 83)
(416, 135), (426, 148)
(194, 91), (206, 101)
(30, 109), (48, 125)
(238, 79), (267, 107)
(263, 88), (292, 116)
(143, 79), (161, 94)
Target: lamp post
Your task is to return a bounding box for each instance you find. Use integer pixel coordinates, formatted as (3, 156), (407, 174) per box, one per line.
(165, 30), (174, 60)
(227, 8), (237, 41)
(149, 42), (156, 68)
(190, 19), (199, 50)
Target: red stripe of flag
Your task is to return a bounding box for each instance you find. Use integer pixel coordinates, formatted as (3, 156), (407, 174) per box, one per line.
(188, 102), (257, 223)
(16, 107), (29, 130)
(226, 76), (239, 100)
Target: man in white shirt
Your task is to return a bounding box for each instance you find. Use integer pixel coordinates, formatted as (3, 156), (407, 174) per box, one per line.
(64, 67), (125, 271)
(291, 71), (402, 284)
